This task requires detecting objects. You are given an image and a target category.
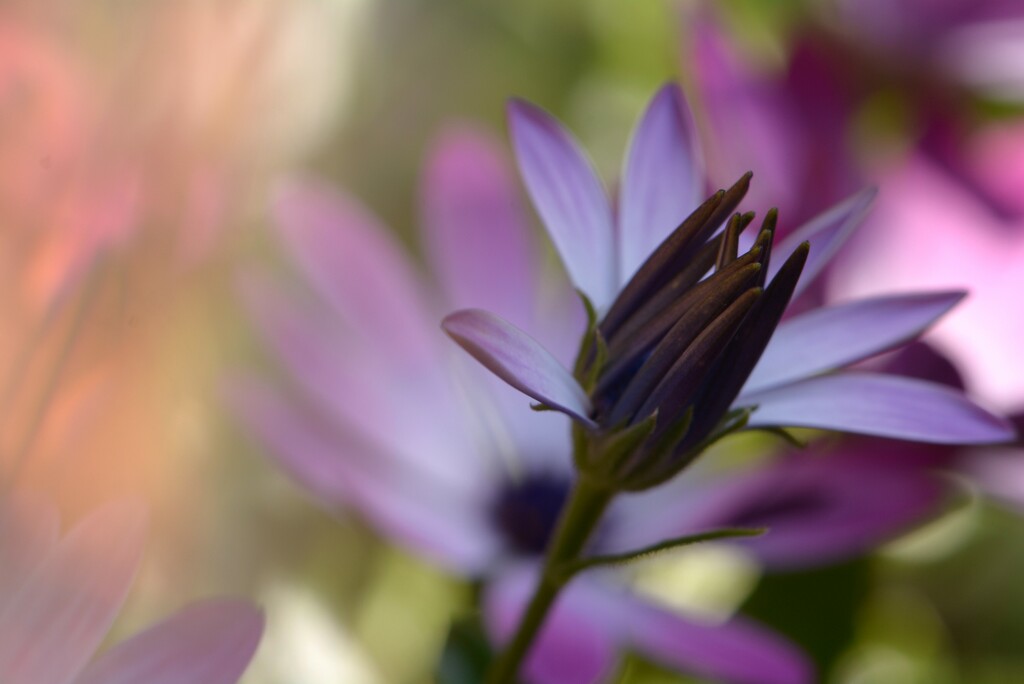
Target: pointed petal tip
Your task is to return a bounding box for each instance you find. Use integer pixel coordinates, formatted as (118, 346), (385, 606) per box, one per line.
(443, 309), (596, 427)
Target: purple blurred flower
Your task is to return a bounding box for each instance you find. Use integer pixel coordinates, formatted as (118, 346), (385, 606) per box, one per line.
(832, 0), (1024, 99)
(232, 87), (1009, 683)
(0, 492), (263, 684)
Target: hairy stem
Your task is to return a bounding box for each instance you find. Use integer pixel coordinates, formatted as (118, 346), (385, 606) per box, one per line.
(485, 475), (613, 684)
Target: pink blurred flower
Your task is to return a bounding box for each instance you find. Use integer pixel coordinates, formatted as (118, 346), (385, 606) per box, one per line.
(0, 0), (347, 310)
(829, 123), (1024, 412)
(0, 492), (263, 684)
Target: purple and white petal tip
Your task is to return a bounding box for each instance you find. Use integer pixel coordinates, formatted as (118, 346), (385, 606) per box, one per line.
(744, 290), (967, 394)
(618, 82), (704, 285)
(442, 309), (595, 427)
(773, 187), (877, 297)
(507, 98), (617, 309)
(745, 372), (1016, 445)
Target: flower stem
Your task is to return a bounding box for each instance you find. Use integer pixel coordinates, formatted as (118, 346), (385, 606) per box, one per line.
(485, 474), (613, 684)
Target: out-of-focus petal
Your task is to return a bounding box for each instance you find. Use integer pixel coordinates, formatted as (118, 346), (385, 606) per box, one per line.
(485, 566), (812, 684)
(0, 492), (59, 613)
(828, 151), (1024, 411)
(73, 600), (263, 684)
(743, 373), (1015, 444)
(442, 309), (595, 426)
(675, 454), (944, 568)
(769, 189), (876, 299)
(618, 84), (704, 285)
(272, 178), (436, 367)
(617, 596), (812, 684)
(743, 292), (964, 394)
(240, 276), (490, 494)
(966, 449), (1024, 510)
(421, 127), (539, 328)
(228, 377), (501, 574)
(485, 566), (619, 684)
(687, 16), (804, 222)
(0, 500), (147, 684)
(507, 100), (617, 308)
(942, 19), (1024, 101)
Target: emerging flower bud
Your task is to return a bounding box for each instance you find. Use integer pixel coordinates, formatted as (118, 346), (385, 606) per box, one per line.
(574, 174), (809, 490)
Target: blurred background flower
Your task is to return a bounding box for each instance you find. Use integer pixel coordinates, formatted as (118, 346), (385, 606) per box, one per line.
(3, 0), (1024, 682)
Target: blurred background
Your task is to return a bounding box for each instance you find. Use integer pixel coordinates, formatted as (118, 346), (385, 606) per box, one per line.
(2, 0), (1023, 681)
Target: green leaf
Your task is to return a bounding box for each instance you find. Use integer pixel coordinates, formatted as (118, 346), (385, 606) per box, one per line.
(556, 527), (767, 582)
(436, 615), (496, 684)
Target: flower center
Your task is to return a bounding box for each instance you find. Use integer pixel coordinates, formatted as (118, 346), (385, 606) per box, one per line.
(491, 473), (571, 556)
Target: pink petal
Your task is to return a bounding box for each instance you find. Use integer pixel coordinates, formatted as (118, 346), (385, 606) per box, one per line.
(743, 372), (1015, 444)
(442, 309), (594, 426)
(0, 500), (147, 684)
(421, 126), (539, 328)
(508, 99), (617, 308)
(618, 83), (704, 285)
(0, 492), (59, 614)
(73, 600), (263, 684)
(743, 291), (965, 394)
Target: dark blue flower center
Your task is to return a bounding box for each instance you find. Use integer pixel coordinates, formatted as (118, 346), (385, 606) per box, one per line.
(491, 473), (571, 556)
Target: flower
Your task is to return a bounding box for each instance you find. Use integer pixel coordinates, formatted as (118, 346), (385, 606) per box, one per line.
(232, 91), (981, 683)
(443, 85), (1012, 493)
(0, 491), (263, 684)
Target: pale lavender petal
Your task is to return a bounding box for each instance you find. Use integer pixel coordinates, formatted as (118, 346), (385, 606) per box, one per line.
(442, 309), (595, 426)
(618, 83), (704, 285)
(618, 598), (812, 684)
(769, 189), (876, 299)
(73, 600), (263, 684)
(484, 565), (620, 684)
(228, 376), (501, 573)
(0, 492), (59, 613)
(0, 500), (147, 684)
(743, 292), (965, 395)
(272, 178), (436, 366)
(421, 126), (538, 327)
(743, 373), (1015, 444)
(240, 276), (491, 495)
(508, 99), (617, 308)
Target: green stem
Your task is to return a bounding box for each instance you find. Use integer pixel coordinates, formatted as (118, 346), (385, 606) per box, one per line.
(485, 475), (613, 684)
